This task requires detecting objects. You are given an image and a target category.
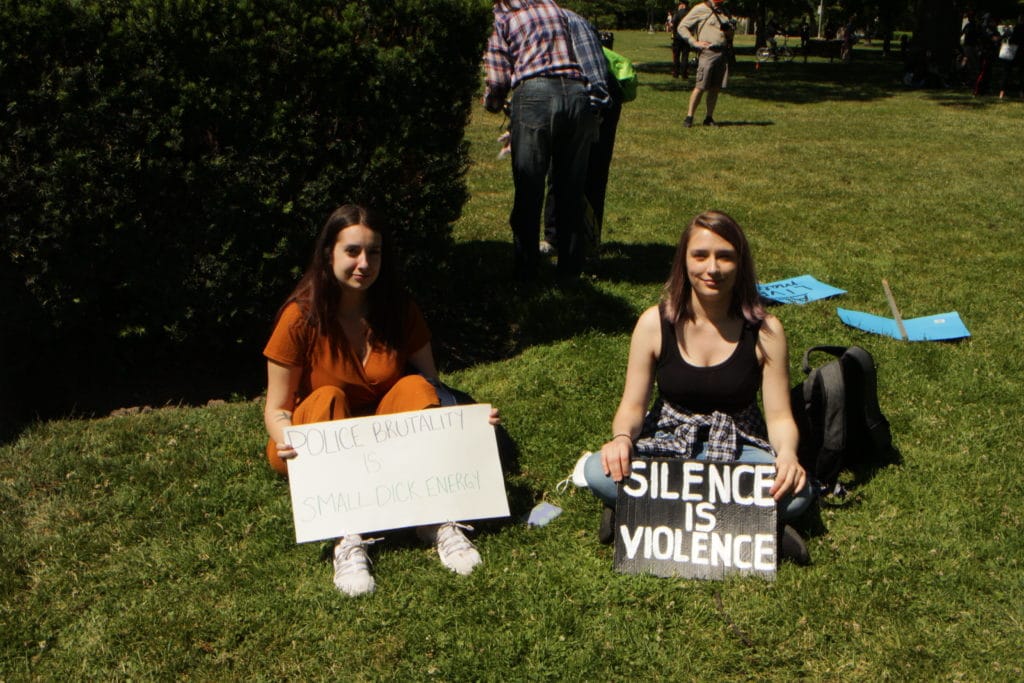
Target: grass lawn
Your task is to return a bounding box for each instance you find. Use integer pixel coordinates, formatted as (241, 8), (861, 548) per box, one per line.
(3, 31), (1023, 680)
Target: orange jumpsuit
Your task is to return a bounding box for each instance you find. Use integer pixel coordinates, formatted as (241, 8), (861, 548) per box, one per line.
(263, 300), (439, 475)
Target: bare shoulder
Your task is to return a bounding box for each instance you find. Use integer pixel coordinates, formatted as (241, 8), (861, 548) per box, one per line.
(630, 305), (664, 356)
(759, 313), (786, 337)
(756, 313), (789, 363)
(635, 305), (663, 332)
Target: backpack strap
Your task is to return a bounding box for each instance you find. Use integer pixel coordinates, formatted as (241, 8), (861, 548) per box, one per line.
(799, 346), (848, 483)
(800, 345), (848, 375)
(694, 1), (728, 44)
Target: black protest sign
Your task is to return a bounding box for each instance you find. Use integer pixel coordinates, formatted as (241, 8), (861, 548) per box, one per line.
(614, 458), (777, 581)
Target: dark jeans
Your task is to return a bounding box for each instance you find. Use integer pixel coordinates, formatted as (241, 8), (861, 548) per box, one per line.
(510, 76), (597, 279)
(999, 57), (1022, 94)
(672, 38), (690, 76)
(544, 98), (622, 253)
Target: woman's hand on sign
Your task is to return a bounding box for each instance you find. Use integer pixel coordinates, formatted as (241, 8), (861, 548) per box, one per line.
(770, 453), (806, 501)
(276, 442), (298, 460)
(488, 407), (501, 426)
(600, 435), (634, 482)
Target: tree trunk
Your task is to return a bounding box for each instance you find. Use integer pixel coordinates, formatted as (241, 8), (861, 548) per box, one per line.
(760, 0), (768, 49)
(912, 0), (963, 81)
(754, 0), (767, 48)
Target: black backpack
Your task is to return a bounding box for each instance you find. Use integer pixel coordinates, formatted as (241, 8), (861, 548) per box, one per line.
(790, 346), (895, 496)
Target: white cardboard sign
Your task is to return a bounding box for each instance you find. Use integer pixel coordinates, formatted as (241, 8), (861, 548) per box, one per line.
(283, 404), (509, 543)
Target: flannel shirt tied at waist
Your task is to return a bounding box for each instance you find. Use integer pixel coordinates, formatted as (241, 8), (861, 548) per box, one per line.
(634, 398), (773, 462)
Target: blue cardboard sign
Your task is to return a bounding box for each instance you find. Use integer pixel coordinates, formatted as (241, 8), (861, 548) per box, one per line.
(837, 308), (971, 341)
(758, 275), (846, 305)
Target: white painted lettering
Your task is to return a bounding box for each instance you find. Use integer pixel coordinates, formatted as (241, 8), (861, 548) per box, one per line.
(708, 462), (728, 503)
(711, 532), (731, 567)
(732, 535), (751, 570)
(652, 526), (674, 559)
(732, 465), (755, 505)
(695, 501), (716, 532)
(754, 534), (775, 571)
(623, 460), (648, 497)
(659, 462), (679, 500)
(753, 465), (775, 507)
(682, 460), (704, 501)
(691, 531), (709, 564)
(620, 525), (644, 558)
(673, 529), (689, 562)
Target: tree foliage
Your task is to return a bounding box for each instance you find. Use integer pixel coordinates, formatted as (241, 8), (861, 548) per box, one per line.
(0, 0), (492, 418)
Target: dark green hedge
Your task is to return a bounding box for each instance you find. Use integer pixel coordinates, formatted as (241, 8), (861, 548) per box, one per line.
(0, 0), (491, 421)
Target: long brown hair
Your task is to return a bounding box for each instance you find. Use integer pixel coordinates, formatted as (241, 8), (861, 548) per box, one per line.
(278, 204), (408, 356)
(661, 210), (765, 325)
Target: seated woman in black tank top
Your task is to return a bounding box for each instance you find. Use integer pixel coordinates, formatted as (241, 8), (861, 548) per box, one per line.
(567, 210), (813, 562)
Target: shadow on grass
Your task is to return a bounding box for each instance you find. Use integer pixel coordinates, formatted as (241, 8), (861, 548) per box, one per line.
(796, 443), (904, 542)
(700, 120), (774, 127)
(0, 332), (267, 444)
(637, 52), (902, 104)
(926, 91), (1001, 108)
(592, 240), (677, 285)
(429, 239), (674, 371)
(1, 240), (668, 445)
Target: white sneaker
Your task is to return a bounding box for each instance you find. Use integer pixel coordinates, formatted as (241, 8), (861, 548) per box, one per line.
(420, 522), (481, 575)
(556, 451), (593, 492)
(333, 534), (377, 597)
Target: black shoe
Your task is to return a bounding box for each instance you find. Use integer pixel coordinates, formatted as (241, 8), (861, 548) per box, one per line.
(598, 504), (615, 545)
(703, 117), (716, 127)
(779, 524), (810, 566)
(683, 116), (693, 128)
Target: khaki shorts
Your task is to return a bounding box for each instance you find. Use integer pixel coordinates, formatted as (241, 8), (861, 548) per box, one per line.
(695, 49), (729, 90)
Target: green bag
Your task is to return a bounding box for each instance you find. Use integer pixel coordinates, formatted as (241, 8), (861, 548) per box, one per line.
(602, 46), (637, 103)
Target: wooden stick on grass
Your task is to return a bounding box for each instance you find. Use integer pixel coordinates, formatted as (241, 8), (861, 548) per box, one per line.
(882, 278), (909, 341)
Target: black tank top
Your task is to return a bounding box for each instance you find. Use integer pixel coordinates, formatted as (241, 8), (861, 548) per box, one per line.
(655, 311), (762, 413)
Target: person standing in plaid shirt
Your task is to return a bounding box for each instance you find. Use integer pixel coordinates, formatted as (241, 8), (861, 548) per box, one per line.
(483, 0), (599, 282)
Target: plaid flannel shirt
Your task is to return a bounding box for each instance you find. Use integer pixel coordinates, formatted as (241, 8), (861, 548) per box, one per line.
(563, 10), (611, 110)
(634, 398), (774, 461)
(483, 0), (585, 112)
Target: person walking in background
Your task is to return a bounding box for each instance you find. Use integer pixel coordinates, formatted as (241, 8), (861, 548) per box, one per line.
(961, 10), (980, 87)
(974, 12), (1002, 96)
(543, 9), (619, 260)
(678, 0), (736, 127)
(483, 0), (599, 283)
(766, 17), (781, 52)
(840, 15), (857, 62)
(998, 13), (1023, 99)
(671, 2), (691, 79)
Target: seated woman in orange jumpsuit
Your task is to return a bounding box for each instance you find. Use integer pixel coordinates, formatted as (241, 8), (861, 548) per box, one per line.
(263, 203), (498, 597)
